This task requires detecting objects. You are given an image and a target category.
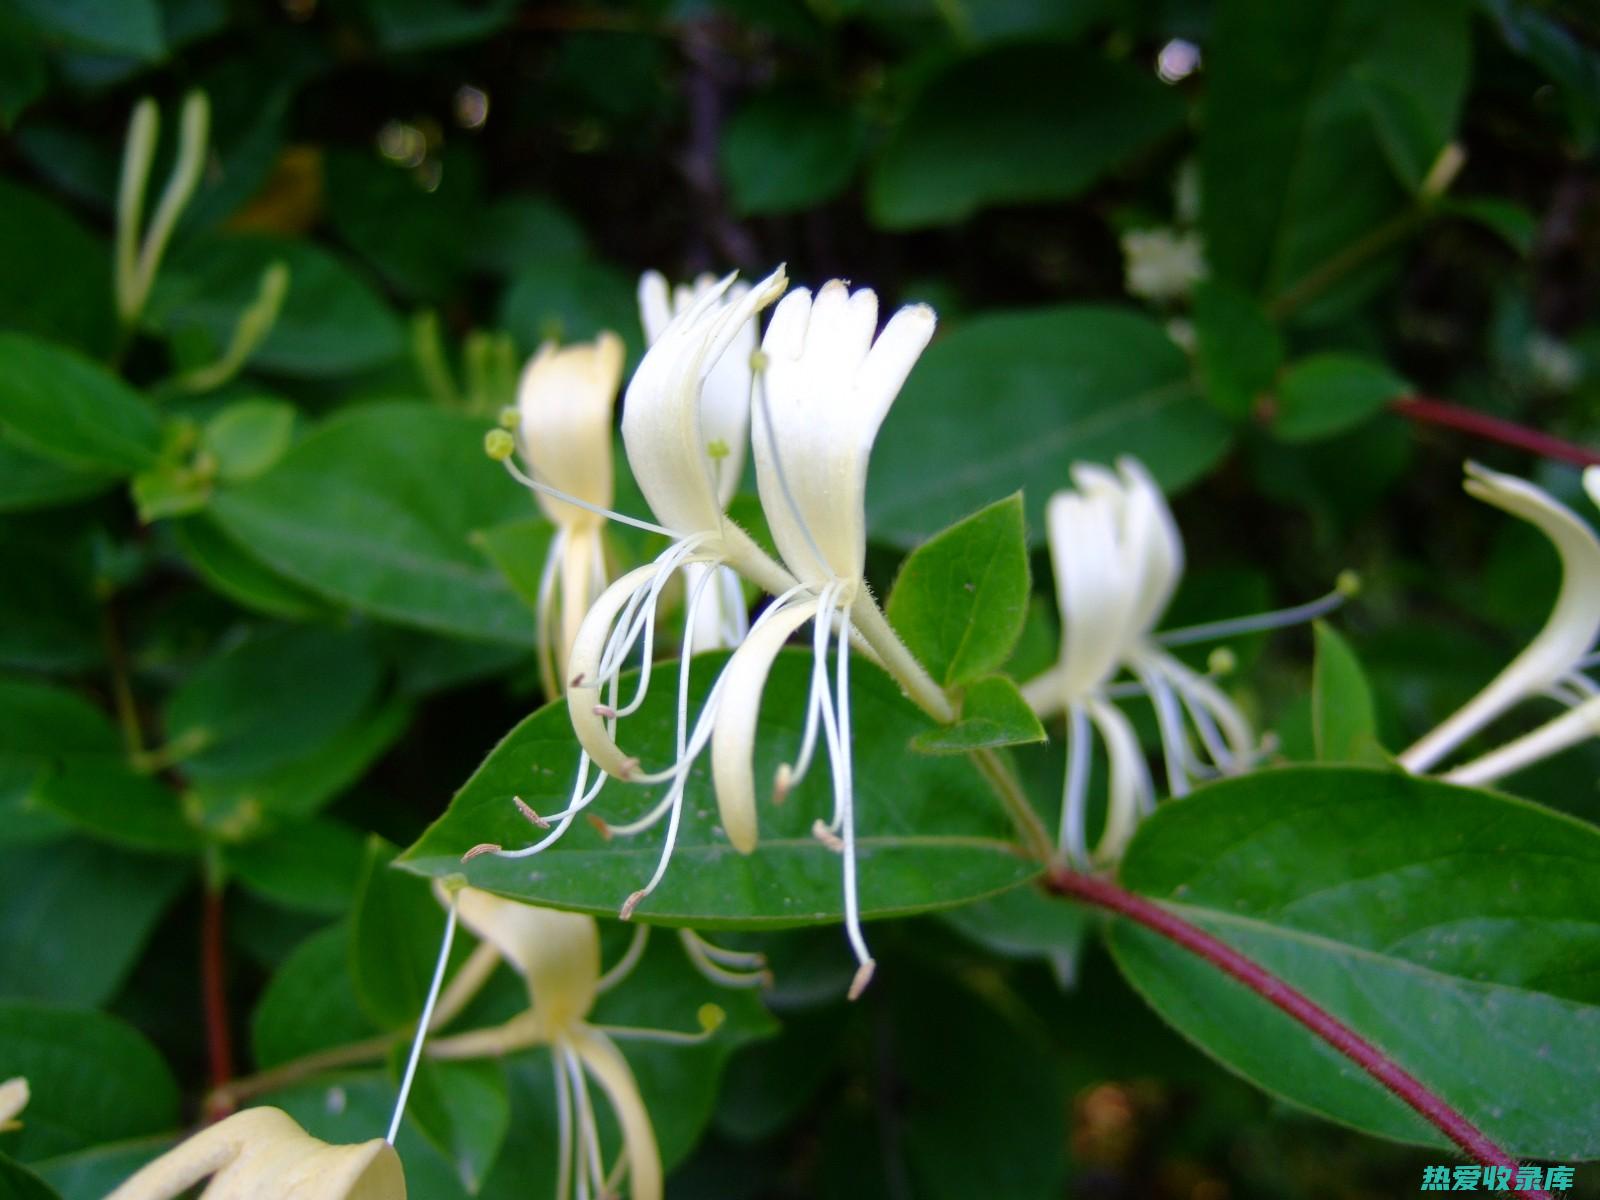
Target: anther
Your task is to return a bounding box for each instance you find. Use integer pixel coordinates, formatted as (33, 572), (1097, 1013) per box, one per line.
(461, 843), (501, 861)
(811, 819), (844, 853)
(619, 889), (647, 921)
(587, 814), (613, 841)
(1207, 647), (1237, 676)
(773, 763), (794, 804)
(483, 429), (515, 461)
(1336, 569), (1362, 598)
(593, 704), (618, 719)
(847, 959), (876, 1002)
(513, 796), (549, 828)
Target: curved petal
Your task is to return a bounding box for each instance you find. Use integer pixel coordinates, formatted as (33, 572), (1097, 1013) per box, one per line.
(105, 1107), (405, 1200)
(450, 887), (601, 1030)
(1400, 462), (1600, 772)
(623, 266), (786, 534)
(516, 332), (624, 523)
(1046, 491), (1126, 699)
(1085, 698), (1153, 865)
(755, 283), (935, 583)
(710, 597), (821, 853)
(1118, 456), (1184, 636)
(567, 1027), (663, 1200)
(566, 564), (670, 779)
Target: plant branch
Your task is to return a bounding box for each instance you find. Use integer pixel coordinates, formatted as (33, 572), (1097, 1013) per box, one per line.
(1043, 866), (1552, 1200)
(1393, 395), (1600, 468)
(200, 874), (235, 1120)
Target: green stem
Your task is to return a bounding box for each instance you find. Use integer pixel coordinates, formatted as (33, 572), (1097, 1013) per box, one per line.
(1267, 209), (1423, 321)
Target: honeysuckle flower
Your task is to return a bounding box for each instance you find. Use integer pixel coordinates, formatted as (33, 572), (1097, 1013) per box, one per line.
(1022, 457), (1349, 864)
(1121, 228), (1206, 304)
(506, 331), (626, 696)
(704, 280), (939, 999)
(1401, 463), (1600, 786)
(638, 271), (759, 652)
(479, 267), (797, 917)
(421, 888), (733, 1200)
(0, 1076), (26, 1131)
(104, 1107), (405, 1200)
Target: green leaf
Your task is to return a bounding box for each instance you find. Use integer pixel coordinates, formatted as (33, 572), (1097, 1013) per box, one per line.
(0, 1154), (61, 1200)
(1273, 354), (1408, 442)
(467, 194), (587, 278)
(192, 696), (410, 823)
(211, 405), (535, 643)
(1442, 196), (1538, 256)
(0, 181), (113, 356)
(33, 759), (197, 855)
(165, 625), (383, 782)
(363, 0), (520, 50)
(228, 818), (370, 914)
(867, 307), (1232, 546)
(886, 494), (1030, 688)
(0, 333), (162, 473)
(1201, 0), (1471, 319)
(400, 650), (1038, 927)
(326, 148), (479, 300)
(150, 235), (404, 377)
(868, 43), (1184, 229)
(0, 841), (188, 1006)
(351, 837), (456, 1030)
(388, 1055), (509, 1196)
(941, 882), (1088, 985)
(1192, 278), (1283, 421)
(171, 514), (337, 621)
(500, 261), (639, 362)
(0, 441), (115, 514)
(472, 516), (558, 613)
(29, 1139), (168, 1200)
(722, 91), (864, 216)
(1311, 622), (1383, 763)
(1111, 766), (1600, 1159)
(12, 0), (164, 60)
(201, 399), (296, 484)
(251, 923), (377, 1069)
(911, 675), (1045, 755)
(0, 1001), (179, 1160)
(0, 678), (111, 844)
(0, 12), (47, 130)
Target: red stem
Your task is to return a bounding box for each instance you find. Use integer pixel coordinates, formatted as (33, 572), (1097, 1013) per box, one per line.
(1393, 395), (1600, 468)
(201, 883), (236, 1120)
(1044, 867), (1553, 1200)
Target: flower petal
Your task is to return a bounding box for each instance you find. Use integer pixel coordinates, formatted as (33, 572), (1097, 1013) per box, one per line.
(516, 331), (624, 524)
(568, 1028), (663, 1200)
(1046, 491), (1127, 699)
(451, 887), (600, 1029)
(567, 564), (670, 779)
(1400, 462), (1600, 772)
(710, 597), (821, 853)
(1086, 698), (1153, 865)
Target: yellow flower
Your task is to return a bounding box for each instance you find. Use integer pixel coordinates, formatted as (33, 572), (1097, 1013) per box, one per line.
(511, 332), (626, 697)
(104, 1107), (405, 1200)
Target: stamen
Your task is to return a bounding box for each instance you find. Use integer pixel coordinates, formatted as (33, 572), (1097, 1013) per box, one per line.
(462, 843), (500, 861)
(1134, 661), (1196, 797)
(596, 926), (650, 994)
(1060, 702), (1091, 865)
(514, 796), (551, 829)
(492, 754), (608, 859)
(681, 929), (767, 970)
(502, 458), (679, 539)
(565, 1048), (605, 1200)
(834, 603), (875, 999)
(811, 818), (844, 852)
(1154, 578), (1356, 647)
(386, 898), (459, 1144)
(553, 1050), (574, 1200)
(595, 1003), (726, 1044)
(775, 583), (839, 801)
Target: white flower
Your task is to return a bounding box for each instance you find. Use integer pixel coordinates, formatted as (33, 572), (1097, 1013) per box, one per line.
(422, 890), (748, 1200)
(1020, 457), (1350, 865)
(1401, 463), (1600, 786)
(104, 1107), (405, 1200)
(638, 272), (760, 652)
(1121, 228), (1206, 304)
(707, 280), (939, 999)
(512, 332), (625, 696)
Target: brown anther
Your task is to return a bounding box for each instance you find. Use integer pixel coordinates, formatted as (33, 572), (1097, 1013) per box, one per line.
(586, 814), (613, 841)
(513, 797), (549, 828)
(811, 818), (844, 853)
(569, 672), (585, 688)
(847, 959), (877, 1002)
(772, 764), (793, 805)
(593, 704), (618, 719)
(619, 889), (646, 921)
(462, 843), (501, 861)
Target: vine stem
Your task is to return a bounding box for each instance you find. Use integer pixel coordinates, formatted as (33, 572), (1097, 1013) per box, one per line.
(1043, 866), (1553, 1200)
(1393, 395), (1600, 468)
(201, 873), (235, 1121)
